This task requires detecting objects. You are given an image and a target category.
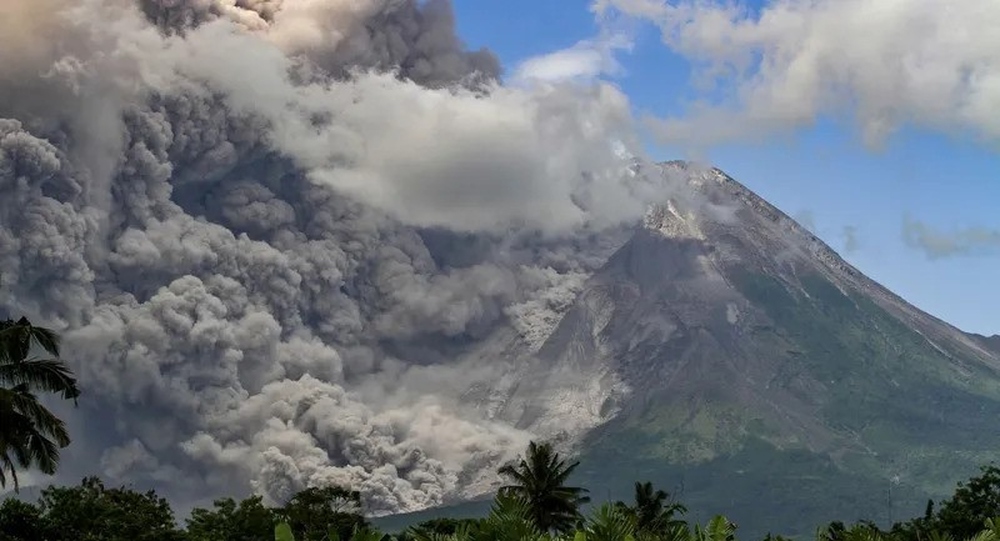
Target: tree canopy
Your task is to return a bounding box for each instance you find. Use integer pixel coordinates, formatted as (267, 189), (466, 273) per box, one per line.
(3, 444), (1000, 541)
(497, 440), (591, 534)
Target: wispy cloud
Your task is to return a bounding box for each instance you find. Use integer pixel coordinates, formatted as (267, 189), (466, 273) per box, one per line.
(513, 33), (633, 84)
(793, 210), (816, 233)
(903, 218), (1000, 259)
(841, 225), (860, 254)
(514, 42), (610, 83)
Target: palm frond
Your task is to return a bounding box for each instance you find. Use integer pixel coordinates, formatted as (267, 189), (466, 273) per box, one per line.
(926, 531), (955, 541)
(969, 533), (996, 541)
(984, 518), (1000, 541)
(0, 386), (72, 489)
(0, 451), (20, 491)
(0, 358), (80, 400)
(24, 430), (62, 474)
(0, 318), (61, 362)
(583, 503), (636, 541)
(4, 388), (71, 445)
(697, 516), (736, 541)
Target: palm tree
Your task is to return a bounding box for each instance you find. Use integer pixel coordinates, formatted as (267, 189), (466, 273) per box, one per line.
(616, 481), (688, 534)
(497, 440), (590, 534)
(0, 317), (80, 490)
(579, 503), (637, 541)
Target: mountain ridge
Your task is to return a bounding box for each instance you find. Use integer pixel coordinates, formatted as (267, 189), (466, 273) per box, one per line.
(450, 160), (1000, 537)
(665, 160), (997, 365)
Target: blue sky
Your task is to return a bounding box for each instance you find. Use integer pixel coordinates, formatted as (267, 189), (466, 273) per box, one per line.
(452, 0), (1000, 335)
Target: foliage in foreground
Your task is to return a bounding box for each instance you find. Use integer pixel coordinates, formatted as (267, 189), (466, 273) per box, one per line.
(3, 320), (1000, 541)
(0, 317), (80, 491)
(8, 460), (1000, 541)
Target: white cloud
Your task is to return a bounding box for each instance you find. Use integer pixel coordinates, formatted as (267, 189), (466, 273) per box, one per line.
(592, 0), (1000, 150)
(515, 46), (607, 83)
(513, 33), (632, 84)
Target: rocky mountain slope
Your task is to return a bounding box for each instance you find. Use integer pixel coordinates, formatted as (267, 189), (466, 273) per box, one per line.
(458, 161), (1000, 537)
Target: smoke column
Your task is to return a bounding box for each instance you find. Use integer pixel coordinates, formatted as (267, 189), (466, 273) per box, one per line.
(0, 0), (667, 513)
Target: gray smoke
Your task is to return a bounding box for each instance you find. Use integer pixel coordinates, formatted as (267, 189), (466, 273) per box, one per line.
(137, 0), (502, 89)
(903, 217), (1000, 259)
(842, 225), (860, 255)
(0, 0), (664, 514)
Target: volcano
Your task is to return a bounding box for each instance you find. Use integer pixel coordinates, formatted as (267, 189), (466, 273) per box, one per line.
(458, 161), (1000, 537)
(4, 1), (996, 537)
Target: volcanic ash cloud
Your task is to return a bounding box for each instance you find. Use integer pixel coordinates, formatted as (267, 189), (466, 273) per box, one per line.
(0, 0), (662, 513)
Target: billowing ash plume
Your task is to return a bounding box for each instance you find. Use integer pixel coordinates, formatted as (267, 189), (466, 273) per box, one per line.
(0, 0), (667, 514)
(138, 0), (502, 89)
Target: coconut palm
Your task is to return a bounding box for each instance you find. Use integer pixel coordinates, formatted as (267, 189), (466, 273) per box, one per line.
(497, 441), (590, 534)
(616, 481), (688, 534)
(0, 317), (80, 489)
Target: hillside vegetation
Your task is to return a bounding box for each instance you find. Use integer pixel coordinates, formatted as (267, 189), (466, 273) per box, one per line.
(7, 440), (1000, 541)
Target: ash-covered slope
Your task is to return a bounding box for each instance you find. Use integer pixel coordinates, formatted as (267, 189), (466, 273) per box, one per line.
(507, 161), (1000, 536)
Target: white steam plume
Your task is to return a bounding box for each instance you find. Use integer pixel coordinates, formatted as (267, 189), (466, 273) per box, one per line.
(0, 0), (666, 514)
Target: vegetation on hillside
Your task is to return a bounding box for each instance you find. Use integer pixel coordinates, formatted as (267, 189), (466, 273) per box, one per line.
(5, 444), (1000, 541)
(6, 318), (1000, 541)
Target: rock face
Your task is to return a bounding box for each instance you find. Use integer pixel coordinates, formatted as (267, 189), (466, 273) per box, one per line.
(475, 161), (1000, 537)
(975, 334), (1000, 354)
